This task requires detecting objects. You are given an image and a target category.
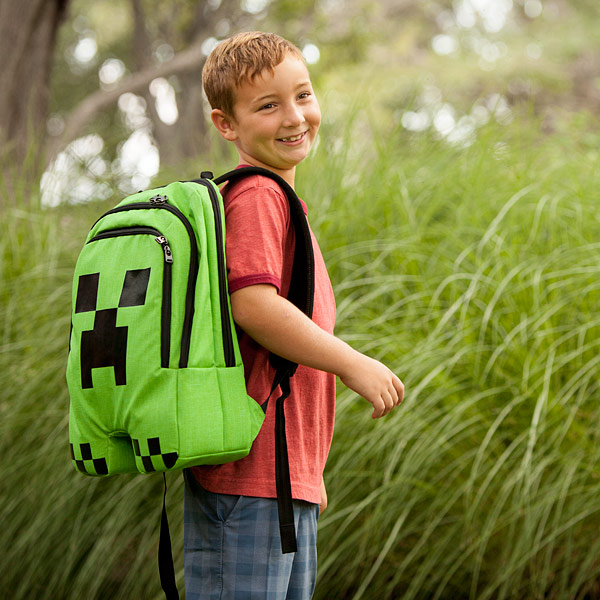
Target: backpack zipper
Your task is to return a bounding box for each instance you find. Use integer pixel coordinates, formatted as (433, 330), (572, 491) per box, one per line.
(195, 179), (236, 368)
(95, 202), (198, 368)
(87, 226), (173, 369)
(92, 182), (235, 369)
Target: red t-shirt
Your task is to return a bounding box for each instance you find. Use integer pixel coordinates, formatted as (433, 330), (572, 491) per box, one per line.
(192, 170), (336, 504)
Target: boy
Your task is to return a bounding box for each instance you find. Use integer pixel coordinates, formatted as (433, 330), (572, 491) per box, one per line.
(185, 31), (404, 599)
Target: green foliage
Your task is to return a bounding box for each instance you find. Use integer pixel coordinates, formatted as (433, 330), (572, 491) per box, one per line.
(302, 113), (600, 599)
(2, 109), (600, 599)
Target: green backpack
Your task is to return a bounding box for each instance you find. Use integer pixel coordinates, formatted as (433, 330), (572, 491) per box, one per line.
(66, 166), (314, 598)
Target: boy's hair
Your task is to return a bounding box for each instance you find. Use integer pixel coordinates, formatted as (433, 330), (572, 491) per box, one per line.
(202, 31), (304, 117)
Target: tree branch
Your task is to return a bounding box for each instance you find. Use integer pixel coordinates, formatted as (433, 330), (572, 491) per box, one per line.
(47, 36), (207, 162)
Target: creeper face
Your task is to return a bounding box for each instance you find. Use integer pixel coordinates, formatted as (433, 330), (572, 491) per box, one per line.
(75, 268), (151, 389)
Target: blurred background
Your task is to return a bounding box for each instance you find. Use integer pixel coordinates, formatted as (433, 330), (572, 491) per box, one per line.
(1, 1), (600, 599)
(1, 0), (597, 204)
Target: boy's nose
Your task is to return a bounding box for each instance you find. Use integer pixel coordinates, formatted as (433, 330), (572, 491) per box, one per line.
(282, 104), (304, 127)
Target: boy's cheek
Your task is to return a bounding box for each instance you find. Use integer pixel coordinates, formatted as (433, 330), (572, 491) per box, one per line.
(311, 104), (322, 129)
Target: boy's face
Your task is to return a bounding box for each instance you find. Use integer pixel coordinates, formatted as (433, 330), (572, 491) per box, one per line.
(212, 54), (321, 185)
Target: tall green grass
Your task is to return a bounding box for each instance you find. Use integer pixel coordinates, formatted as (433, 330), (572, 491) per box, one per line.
(304, 116), (600, 599)
(2, 112), (599, 599)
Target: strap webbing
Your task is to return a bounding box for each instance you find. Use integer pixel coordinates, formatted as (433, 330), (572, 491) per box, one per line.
(158, 473), (179, 599)
(261, 368), (297, 552)
(274, 376), (298, 554)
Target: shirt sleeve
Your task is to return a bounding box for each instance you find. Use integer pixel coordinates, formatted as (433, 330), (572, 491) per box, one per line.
(223, 178), (290, 294)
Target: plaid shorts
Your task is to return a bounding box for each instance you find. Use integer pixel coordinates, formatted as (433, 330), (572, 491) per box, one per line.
(184, 471), (319, 600)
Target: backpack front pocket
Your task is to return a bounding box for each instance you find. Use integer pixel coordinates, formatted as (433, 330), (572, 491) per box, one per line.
(85, 226), (174, 370)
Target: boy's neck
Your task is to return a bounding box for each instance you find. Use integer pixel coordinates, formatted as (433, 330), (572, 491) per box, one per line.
(238, 157), (296, 189)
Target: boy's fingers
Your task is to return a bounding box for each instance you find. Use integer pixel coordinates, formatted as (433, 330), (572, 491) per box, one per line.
(371, 397), (385, 419)
(382, 390), (395, 414)
(371, 392), (394, 418)
(365, 368), (405, 418)
(394, 376), (405, 404)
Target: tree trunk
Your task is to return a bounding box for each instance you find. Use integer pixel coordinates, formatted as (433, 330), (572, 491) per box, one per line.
(159, 70), (210, 166)
(127, 0), (242, 168)
(0, 0), (69, 188)
(130, 0), (209, 167)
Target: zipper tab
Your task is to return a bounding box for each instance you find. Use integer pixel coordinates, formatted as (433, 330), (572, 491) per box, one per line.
(149, 194), (168, 205)
(155, 235), (174, 263)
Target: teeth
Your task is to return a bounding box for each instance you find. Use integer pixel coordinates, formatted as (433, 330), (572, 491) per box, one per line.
(280, 133), (304, 142)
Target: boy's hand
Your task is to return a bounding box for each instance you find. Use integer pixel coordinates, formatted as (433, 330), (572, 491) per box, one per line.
(320, 478), (327, 515)
(339, 353), (404, 419)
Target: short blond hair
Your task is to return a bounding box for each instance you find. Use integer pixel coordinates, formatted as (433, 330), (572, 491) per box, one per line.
(202, 31), (304, 117)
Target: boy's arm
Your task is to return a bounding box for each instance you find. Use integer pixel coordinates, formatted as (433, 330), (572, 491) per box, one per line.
(230, 284), (404, 418)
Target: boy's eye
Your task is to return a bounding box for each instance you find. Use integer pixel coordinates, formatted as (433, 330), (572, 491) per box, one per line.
(298, 92), (311, 100)
(259, 103), (276, 110)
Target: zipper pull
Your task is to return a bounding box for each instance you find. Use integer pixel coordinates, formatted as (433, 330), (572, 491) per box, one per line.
(155, 235), (174, 263)
(149, 194), (168, 205)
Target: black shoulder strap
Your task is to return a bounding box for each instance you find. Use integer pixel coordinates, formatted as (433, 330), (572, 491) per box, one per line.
(213, 166), (315, 327)
(213, 166), (315, 554)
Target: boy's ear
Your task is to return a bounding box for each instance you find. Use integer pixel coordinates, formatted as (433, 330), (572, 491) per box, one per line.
(211, 109), (238, 142)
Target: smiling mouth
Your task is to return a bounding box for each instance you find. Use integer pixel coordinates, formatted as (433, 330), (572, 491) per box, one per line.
(278, 132), (307, 142)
